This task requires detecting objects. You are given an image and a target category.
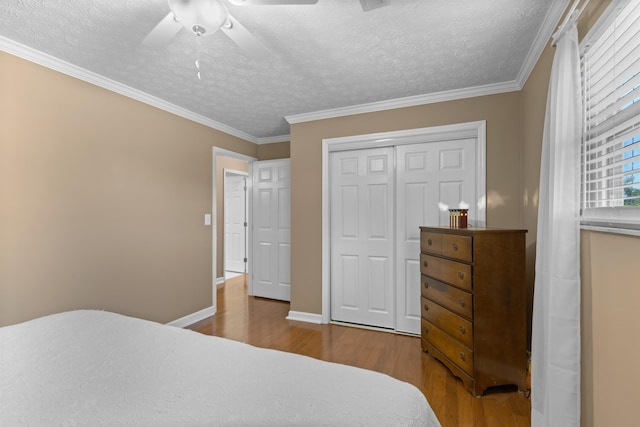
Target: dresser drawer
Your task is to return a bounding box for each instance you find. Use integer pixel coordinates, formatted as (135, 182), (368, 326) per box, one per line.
(441, 234), (472, 262)
(421, 319), (473, 376)
(421, 297), (473, 349)
(420, 231), (442, 254)
(421, 232), (472, 263)
(421, 275), (472, 319)
(420, 254), (472, 291)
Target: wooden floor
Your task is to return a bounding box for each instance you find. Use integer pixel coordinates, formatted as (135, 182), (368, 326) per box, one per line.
(187, 275), (531, 427)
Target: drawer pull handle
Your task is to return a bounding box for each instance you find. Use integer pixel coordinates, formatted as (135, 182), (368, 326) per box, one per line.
(458, 298), (466, 307)
(423, 261), (428, 268)
(459, 326), (466, 334)
(457, 271), (465, 280)
(452, 243), (458, 251)
(427, 239), (433, 246)
(423, 281), (429, 289)
(423, 304), (429, 311)
(423, 326), (429, 334)
(460, 352), (466, 362)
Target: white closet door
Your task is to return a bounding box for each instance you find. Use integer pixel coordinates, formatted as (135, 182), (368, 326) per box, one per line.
(395, 139), (477, 334)
(330, 148), (395, 329)
(432, 138), (479, 225)
(224, 173), (247, 273)
(251, 159), (291, 301)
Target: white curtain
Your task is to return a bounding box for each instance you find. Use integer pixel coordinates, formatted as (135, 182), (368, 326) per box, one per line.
(531, 18), (582, 427)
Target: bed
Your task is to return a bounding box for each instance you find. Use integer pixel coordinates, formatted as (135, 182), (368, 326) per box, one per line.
(0, 310), (441, 426)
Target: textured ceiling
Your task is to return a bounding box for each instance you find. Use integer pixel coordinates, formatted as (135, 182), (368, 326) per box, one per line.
(0, 0), (563, 142)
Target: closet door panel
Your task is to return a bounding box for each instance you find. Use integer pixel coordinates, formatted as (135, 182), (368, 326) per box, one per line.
(330, 148), (394, 329)
(396, 139), (477, 334)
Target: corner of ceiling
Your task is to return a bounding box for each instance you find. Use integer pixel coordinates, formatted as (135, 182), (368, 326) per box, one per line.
(256, 135), (291, 145)
(0, 35), (260, 145)
(285, 0), (571, 131)
(514, 0), (572, 89)
(2, 0), (569, 148)
(285, 80), (521, 126)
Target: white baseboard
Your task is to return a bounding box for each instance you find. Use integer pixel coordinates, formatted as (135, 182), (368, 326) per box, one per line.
(167, 306), (216, 328)
(215, 276), (225, 288)
(286, 310), (323, 324)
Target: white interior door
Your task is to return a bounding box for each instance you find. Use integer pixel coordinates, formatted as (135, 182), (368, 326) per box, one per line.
(330, 147), (395, 329)
(251, 159), (291, 301)
(395, 139), (477, 334)
(224, 171), (247, 274)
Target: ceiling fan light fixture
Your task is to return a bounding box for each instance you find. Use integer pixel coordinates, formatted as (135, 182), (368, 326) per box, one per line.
(144, 0), (315, 56)
(168, 0), (228, 36)
(192, 24), (206, 35)
(228, 0), (318, 4)
(359, 0), (390, 12)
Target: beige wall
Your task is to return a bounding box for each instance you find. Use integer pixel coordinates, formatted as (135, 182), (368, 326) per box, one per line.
(289, 93), (523, 314)
(257, 141), (290, 160)
(0, 52), (257, 326)
(581, 230), (640, 427)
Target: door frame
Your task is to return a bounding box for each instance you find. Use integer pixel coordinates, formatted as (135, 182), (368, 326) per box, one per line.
(321, 121), (487, 324)
(212, 147), (256, 314)
(223, 169), (249, 277)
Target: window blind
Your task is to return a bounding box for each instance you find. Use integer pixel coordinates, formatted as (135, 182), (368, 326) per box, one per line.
(581, 0), (640, 228)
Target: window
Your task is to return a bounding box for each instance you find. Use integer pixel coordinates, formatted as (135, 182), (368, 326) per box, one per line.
(581, 0), (640, 230)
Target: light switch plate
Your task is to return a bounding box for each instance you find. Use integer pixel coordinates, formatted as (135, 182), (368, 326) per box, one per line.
(204, 213), (211, 226)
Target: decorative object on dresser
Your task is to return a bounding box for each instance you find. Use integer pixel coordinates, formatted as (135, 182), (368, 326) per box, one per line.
(419, 226), (527, 396)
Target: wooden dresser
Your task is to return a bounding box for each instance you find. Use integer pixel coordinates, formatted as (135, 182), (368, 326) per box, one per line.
(419, 226), (527, 396)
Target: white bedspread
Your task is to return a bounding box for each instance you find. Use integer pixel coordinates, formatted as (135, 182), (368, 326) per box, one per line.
(0, 310), (440, 426)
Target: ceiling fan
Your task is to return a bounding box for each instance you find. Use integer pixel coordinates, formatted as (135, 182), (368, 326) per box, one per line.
(359, 0), (390, 12)
(142, 0), (318, 58)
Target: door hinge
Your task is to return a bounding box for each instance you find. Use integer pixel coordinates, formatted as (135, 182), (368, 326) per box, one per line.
(244, 222), (248, 227)
(244, 258), (248, 263)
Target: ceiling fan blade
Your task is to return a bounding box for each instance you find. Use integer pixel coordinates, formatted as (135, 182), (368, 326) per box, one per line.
(221, 14), (270, 59)
(228, 0), (318, 5)
(142, 12), (183, 47)
(359, 0), (390, 12)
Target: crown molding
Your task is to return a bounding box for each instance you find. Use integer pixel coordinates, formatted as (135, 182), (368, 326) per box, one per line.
(256, 134), (291, 145)
(515, 0), (571, 87)
(0, 36), (258, 144)
(285, 80), (520, 125)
